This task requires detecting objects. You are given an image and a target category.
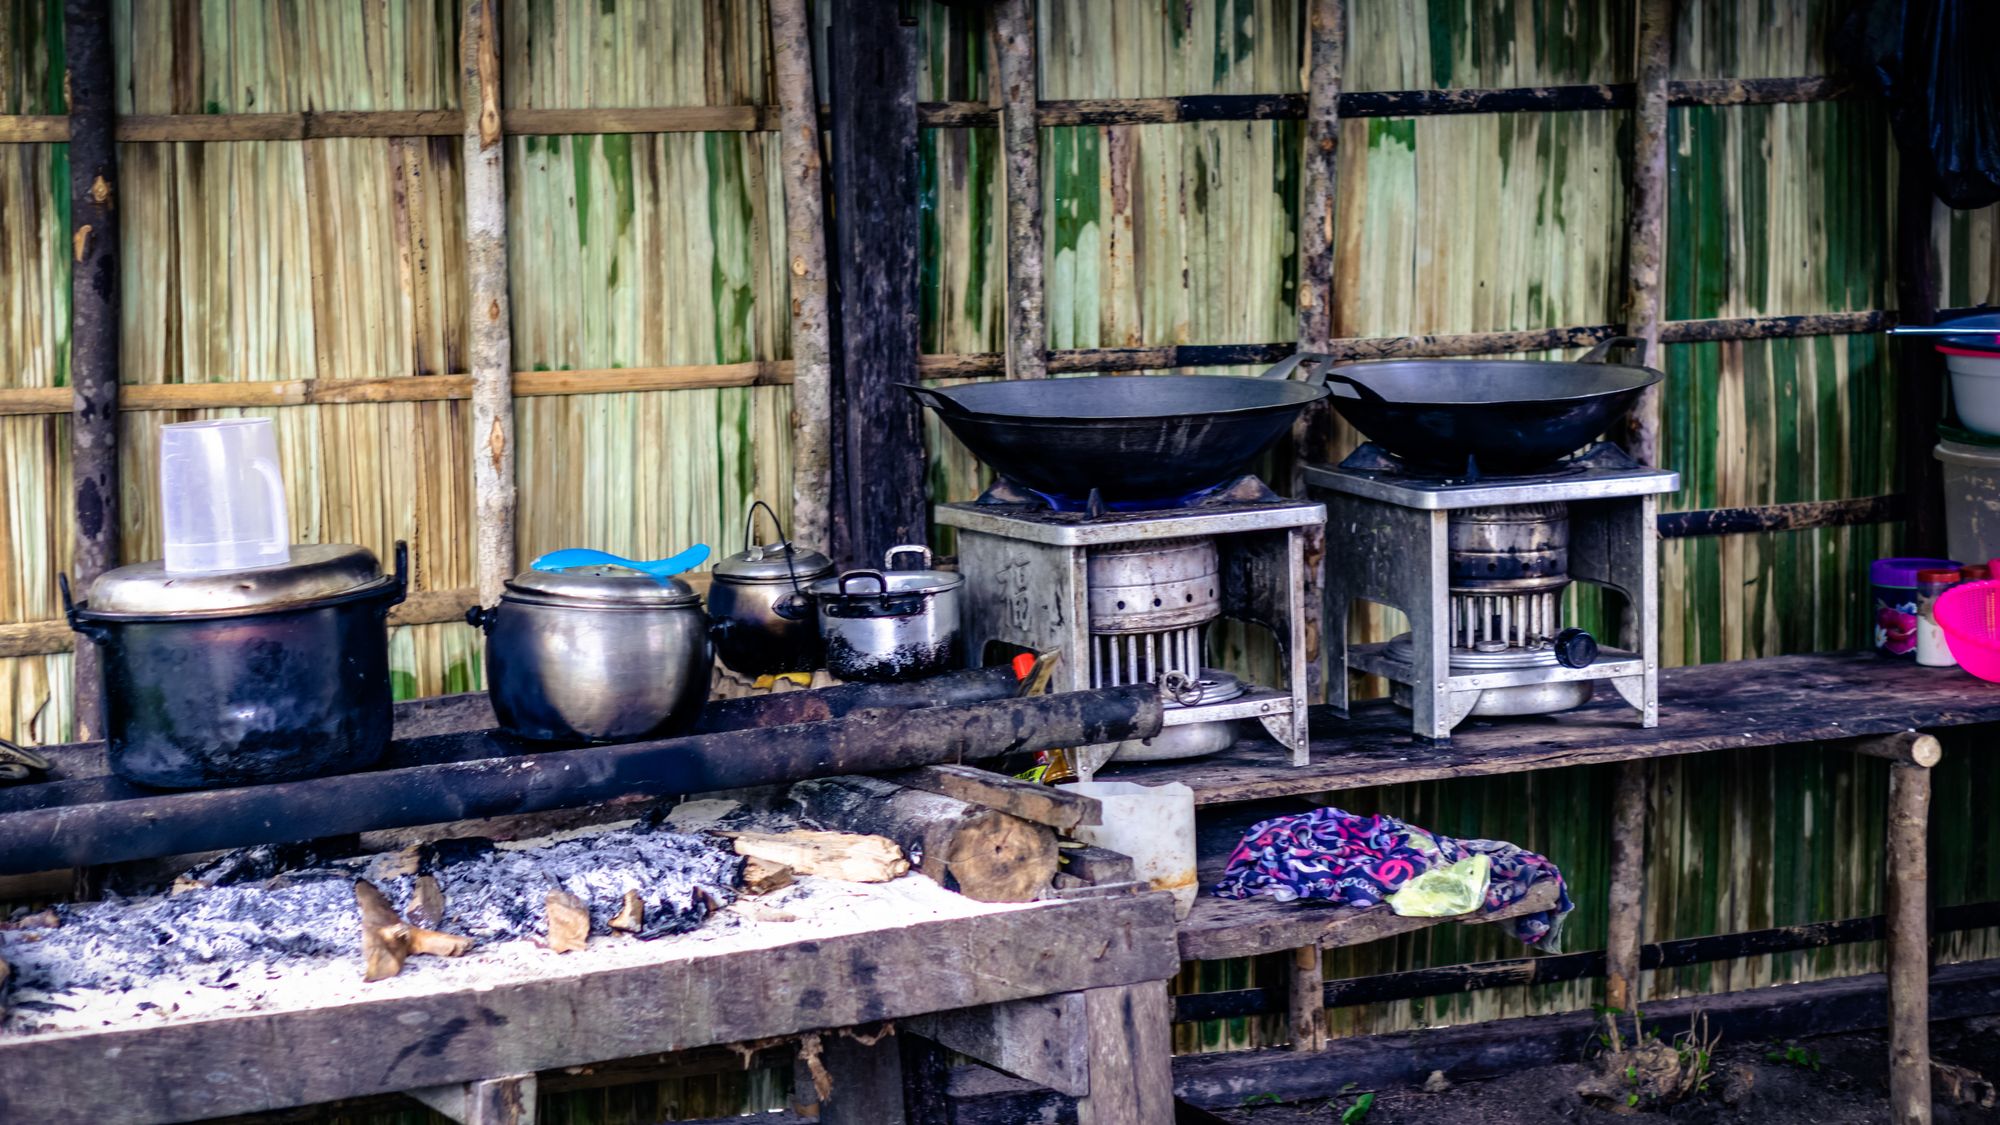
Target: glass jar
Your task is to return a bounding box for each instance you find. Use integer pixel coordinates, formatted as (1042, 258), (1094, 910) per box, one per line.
(1916, 568), (1962, 668)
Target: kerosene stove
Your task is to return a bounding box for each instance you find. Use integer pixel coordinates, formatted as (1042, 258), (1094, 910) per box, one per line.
(1307, 442), (1678, 740)
(938, 475), (1323, 777)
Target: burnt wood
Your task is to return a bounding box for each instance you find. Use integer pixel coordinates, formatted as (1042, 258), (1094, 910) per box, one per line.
(952, 958), (2000, 1119)
(888, 763), (1103, 831)
(785, 775), (1058, 902)
(0, 686), (1161, 874)
(1103, 652), (2000, 805)
(824, 0), (926, 564)
(1658, 494), (1905, 537)
(0, 892), (1181, 1125)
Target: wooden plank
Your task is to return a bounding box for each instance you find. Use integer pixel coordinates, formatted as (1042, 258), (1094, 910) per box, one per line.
(907, 993), (1091, 1097)
(1657, 495), (1905, 537)
(1619, 0), (1672, 466)
(1101, 652), (2000, 806)
(1177, 877), (1562, 962)
(770, 0), (836, 550)
(994, 0), (1046, 382)
(1073, 982), (1176, 1125)
(0, 893), (1180, 1125)
(1887, 761), (1934, 1125)
(462, 0), (516, 608)
(66, 0), (121, 742)
(825, 0), (927, 563)
(890, 764), (1102, 831)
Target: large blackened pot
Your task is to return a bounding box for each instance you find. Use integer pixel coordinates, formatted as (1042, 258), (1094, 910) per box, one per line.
(62, 543), (408, 789)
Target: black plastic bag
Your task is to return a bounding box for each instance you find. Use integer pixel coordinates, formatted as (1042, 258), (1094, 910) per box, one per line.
(1843, 0), (2000, 209)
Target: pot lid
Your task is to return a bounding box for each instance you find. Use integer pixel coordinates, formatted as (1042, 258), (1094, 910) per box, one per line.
(714, 540), (834, 583)
(87, 544), (388, 616)
(504, 564), (701, 607)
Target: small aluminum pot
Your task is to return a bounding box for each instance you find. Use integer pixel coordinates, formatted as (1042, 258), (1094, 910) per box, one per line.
(706, 503), (833, 677)
(807, 545), (963, 683)
(469, 564), (712, 742)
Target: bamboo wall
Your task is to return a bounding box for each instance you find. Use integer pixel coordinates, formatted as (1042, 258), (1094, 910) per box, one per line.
(2, 0), (1999, 1104)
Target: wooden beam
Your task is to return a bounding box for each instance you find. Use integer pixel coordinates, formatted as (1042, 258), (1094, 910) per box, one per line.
(994, 0), (1047, 381)
(1619, 0), (1673, 465)
(1850, 730), (1943, 767)
(1074, 982), (1177, 1125)
(824, 0), (926, 565)
(1603, 761), (1650, 1015)
(906, 993), (1091, 1097)
(769, 0), (835, 551)
(1661, 309), (1894, 343)
(1656, 494), (1906, 538)
(65, 0), (121, 742)
(463, 0), (515, 607)
(890, 763), (1103, 832)
(805, 1028), (907, 1125)
(1887, 760), (1935, 1125)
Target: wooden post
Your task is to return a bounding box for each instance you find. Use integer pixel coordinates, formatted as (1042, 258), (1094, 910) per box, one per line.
(1604, 760), (1649, 1016)
(1619, 0), (1672, 466)
(1288, 943), (1328, 1051)
(1075, 981), (1176, 1125)
(825, 0), (926, 564)
(410, 1073), (537, 1125)
(1290, 0), (1342, 708)
(994, 0), (1046, 381)
(769, 0), (834, 549)
(1886, 757), (1935, 1125)
(462, 0), (515, 605)
(64, 0), (120, 741)
(799, 1026), (906, 1125)
(1895, 159), (1946, 554)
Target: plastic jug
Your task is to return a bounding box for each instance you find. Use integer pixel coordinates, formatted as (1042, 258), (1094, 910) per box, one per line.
(1057, 780), (1198, 919)
(159, 418), (292, 573)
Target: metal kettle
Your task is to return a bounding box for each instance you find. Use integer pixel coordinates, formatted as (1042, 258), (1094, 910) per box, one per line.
(706, 502), (834, 677)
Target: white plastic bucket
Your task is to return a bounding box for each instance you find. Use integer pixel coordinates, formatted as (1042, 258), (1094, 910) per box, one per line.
(1937, 439), (2000, 567)
(1944, 348), (2000, 437)
(1058, 780), (1198, 920)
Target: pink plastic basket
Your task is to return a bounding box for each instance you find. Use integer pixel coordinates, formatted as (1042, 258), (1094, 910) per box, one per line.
(1935, 579), (2000, 680)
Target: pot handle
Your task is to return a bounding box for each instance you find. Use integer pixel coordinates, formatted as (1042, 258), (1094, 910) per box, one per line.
(898, 383), (961, 414)
(465, 604), (496, 631)
(388, 540), (410, 607)
(883, 544), (933, 570)
(1578, 336), (1648, 365)
(57, 573), (111, 644)
(1323, 370), (1389, 404)
(1260, 352), (1338, 385)
(837, 570), (890, 597)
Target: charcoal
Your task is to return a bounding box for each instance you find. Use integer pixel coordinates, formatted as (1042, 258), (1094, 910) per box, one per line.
(178, 841), (334, 890)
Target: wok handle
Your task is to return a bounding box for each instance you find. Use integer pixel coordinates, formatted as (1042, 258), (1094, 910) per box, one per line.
(898, 383), (959, 413)
(1260, 352), (1338, 386)
(1323, 370), (1388, 404)
(1578, 336), (1648, 365)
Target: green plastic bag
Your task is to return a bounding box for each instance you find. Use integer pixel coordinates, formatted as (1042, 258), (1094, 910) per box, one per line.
(1387, 853), (1491, 917)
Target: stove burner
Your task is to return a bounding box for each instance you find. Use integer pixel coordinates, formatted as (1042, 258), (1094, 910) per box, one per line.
(1338, 441), (1643, 484)
(974, 474), (1282, 516)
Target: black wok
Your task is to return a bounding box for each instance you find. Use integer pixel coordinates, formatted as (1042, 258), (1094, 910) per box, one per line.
(1325, 337), (1663, 474)
(901, 354), (1332, 505)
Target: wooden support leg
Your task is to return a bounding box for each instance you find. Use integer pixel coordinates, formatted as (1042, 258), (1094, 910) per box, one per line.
(1604, 760), (1649, 1018)
(1076, 982), (1175, 1125)
(409, 1074), (537, 1125)
(900, 1030), (953, 1125)
(795, 1025), (908, 1125)
(1887, 759), (1935, 1125)
(1289, 945), (1327, 1051)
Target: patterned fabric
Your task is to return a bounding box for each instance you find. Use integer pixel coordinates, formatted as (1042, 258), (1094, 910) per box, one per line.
(1212, 807), (1574, 950)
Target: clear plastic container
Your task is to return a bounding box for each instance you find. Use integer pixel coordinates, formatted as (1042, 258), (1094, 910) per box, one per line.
(159, 418), (292, 573)
(1917, 568), (1961, 668)
(1057, 780), (1198, 919)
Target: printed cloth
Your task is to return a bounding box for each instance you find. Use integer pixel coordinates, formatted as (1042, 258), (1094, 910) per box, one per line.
(1212, 807), (1573, 950)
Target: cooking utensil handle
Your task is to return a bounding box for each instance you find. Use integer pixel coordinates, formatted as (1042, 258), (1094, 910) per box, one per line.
(898, 383), (959, 413)
(389, 540), (410, 607)
(1324, 370), (1389, 403)
(57, 573), (110, 643)
(465, 604), (496, 631)
(838, 570), (890, 596)
(1578, 336), (1648, 365)
(883, 544), (933, 570)
(745, 498), (790, 553)
(1261, 352), (1338, 385)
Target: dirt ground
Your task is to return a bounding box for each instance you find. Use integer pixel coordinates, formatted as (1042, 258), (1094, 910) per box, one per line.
(1215, 1019), (2000, 1125)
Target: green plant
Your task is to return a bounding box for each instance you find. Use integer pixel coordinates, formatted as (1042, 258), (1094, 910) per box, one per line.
(1766, 1045), (1822, 1072)
(1339, 1091), (1376, 1124)
(1242, 1092), (1282, 1106)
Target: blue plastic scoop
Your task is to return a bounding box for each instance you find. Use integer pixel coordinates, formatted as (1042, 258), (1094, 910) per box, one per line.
(530, 545), (711, 582)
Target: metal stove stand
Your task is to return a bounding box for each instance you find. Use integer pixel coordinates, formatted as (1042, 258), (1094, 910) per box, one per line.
(938, 491), (1324, 769)
(1307, 445), (1679, 740)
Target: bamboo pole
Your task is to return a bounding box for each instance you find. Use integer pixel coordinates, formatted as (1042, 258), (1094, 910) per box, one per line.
(1604, 760), (1650, 1016)
(769, 0), (833, 550)
(65, 0), (120, 741)
(462, 0), (515, 606)
(1886, 759), (1934, 1125)
(1620, 0), (1672, 467)
(994, 0), (1046, 381)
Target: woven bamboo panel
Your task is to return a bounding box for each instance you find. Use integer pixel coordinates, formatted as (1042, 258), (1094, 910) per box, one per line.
(1348, 0), (1628, 90)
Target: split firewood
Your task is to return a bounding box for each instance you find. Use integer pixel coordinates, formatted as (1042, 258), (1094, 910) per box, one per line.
(407, 875), (445, 930)
(403, 927), (475, 957)
(546, 890), (591, 952)
(725, 829), (909, 883)
(355, 878), (475, 981)
(742, 856), (795, 895)
(786, 776), (1058, 901)
(0, 909), (58, 931)
(609, 890), (645, 933)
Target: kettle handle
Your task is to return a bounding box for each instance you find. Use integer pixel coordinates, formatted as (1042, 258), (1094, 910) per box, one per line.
(744, 499), (791, 554)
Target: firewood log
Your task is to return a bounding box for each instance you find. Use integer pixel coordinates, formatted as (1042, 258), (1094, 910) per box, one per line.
(785, 776), (1058, 902)
(725, 830), (909, 883)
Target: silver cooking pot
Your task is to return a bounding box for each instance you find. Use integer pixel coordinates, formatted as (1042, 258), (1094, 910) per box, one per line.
(706, 502), (833, 677)
(806, 545), (963, 683)
(468, 561), (712, 742)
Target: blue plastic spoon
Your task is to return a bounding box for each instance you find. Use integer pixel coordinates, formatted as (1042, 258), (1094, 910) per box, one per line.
(530, 545), (711, 582)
